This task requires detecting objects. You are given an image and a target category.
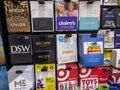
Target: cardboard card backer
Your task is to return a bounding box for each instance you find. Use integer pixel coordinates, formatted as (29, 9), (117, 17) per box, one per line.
(32, 34), (55, 63)
(56, 34), (77, 64)
(0, 35), (5, 65)
(115, 29), (120, 48)
(79, 1), (100, 31)
(104, 49), (112, 66)
(78, 34), (104, 66)
(101, 7), (117, 28)
(55, 0), (78, 31)
(8, 35), (33, 64)
(102, 0), (117, 5)
(35, 64), (56, 90)
(8, 65), (34, 90)
(57, 63), (78, 90)
(98, 29), (114, 48)
(30, 0), (54, 32)
(4, 0), (30, 33)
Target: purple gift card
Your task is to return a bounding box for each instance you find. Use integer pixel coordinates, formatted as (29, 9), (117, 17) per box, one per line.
(56, 17), (77, 30)
(115, 30), (120, 48)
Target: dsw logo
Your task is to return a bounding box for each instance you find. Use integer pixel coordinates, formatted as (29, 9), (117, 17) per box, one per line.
(10, 45), (31, 54)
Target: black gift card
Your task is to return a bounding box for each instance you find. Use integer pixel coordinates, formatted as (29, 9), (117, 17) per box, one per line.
(30, 0), (54, 32)
(101, 7), (117, 28)
(117, 8), (120, 27)
(8, 35), (33, 64)
(32, 34), (55, 63)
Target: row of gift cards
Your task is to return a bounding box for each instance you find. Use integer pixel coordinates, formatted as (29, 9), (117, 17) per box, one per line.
(4, 0), (120, 33)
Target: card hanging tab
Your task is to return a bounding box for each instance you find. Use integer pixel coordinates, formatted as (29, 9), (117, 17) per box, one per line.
(87, 0), (94, 4)
(16, 70), (23, 74)
(12, 0), (20, 6)
(64, 0), (70, 2)
(38, 0), (45, 4)
(65, 67), (71, 70)
(107, 7), (115, 11)
(91, 33), (97, 37)
(65, 34), (72, 38)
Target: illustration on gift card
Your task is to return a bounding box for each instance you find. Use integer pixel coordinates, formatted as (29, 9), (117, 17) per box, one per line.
(84, 42), (103, 54)
(4, 0), (30, 32)
(55, 0), (78, 31)
(30, 0), (54, 32)
(57, 34), (77, 64)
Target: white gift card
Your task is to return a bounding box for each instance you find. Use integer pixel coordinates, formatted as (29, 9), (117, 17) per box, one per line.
(79, 1), (100, 31)
(57, 34), (77, 64)
(30, 0), (54, 32)
(98, 29), (114, 48)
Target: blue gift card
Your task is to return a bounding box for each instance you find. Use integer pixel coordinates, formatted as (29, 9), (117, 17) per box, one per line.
(115, 30), (120, 48)
(79, 17), (99, 31)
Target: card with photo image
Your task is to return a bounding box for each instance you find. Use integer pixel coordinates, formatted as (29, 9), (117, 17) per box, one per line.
(4, 0), (30, 33)
(30, 0), (54, 32)
(79, 1), (100, 31)
(55, 0), (78, 31)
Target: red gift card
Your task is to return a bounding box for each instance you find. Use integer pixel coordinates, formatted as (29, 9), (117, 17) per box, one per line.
(57, 63), (78, 90)
(79, 65), (110, 90)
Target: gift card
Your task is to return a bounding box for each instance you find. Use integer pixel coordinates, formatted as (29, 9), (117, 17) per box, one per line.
(30, 0), (54, 32)
(35, 64), (56, 90)
(79, 1), (100, 31)
(0, 35), (5, 65)
(115, 29), (120, 48)
(98, 29), (114, 48)
(4, 0), (30, 32)
(78, 34), (104, 66)
(8, 35), (33, 64)
(55, 0), (78, 31)
(101, 7), (117, 28)
(57, 34), (77, 64)
(32, 34), (55, 63)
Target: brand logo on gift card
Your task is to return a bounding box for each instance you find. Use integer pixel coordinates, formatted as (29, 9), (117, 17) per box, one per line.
(10, 23), (26, 27)
(14, 79), (26, 88)
(10, 45), (30, 54)
(57, 17), (77, 30)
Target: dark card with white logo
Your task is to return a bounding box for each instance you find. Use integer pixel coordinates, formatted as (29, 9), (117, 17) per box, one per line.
(32, 34), (55, 63)
(101, 7), (117, 28)
(30, 0), (54, 32)
(8, 35), (33, 64)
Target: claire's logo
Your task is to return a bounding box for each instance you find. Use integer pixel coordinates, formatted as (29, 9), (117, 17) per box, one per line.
(10, 45), (30, 54)
(59, 20), (75, 26)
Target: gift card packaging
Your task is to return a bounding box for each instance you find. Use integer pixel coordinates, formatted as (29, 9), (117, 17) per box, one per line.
(102, 0), (117, 5)
(109, 84), (120, 90)
(115, 29), (120, 48)
(78, 34), (104, 66)
(0, 65), (9, 90)
(56, 34), (77, 64)
(98, 29), (114, 48)
(0, 35), (5, 65)
(79, 1), (100, 31)
(35, 64), (56, 90)
(30, 0), (54, 32)
(111, 68), (120, 84)
(4, 0), (30, 32)
(8, 65), (34, 90)
(57, 63), (78, 90)
(104, 49), (112, 66)
(101, 7), (117, 28)
(55, 0), (78, 31)
(8, 35), (33, 64)
(79, 65), (110, 90)
(111, 49), (120, 67)
(98, 84), (109, 90)
(32, 34), (55, 63)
